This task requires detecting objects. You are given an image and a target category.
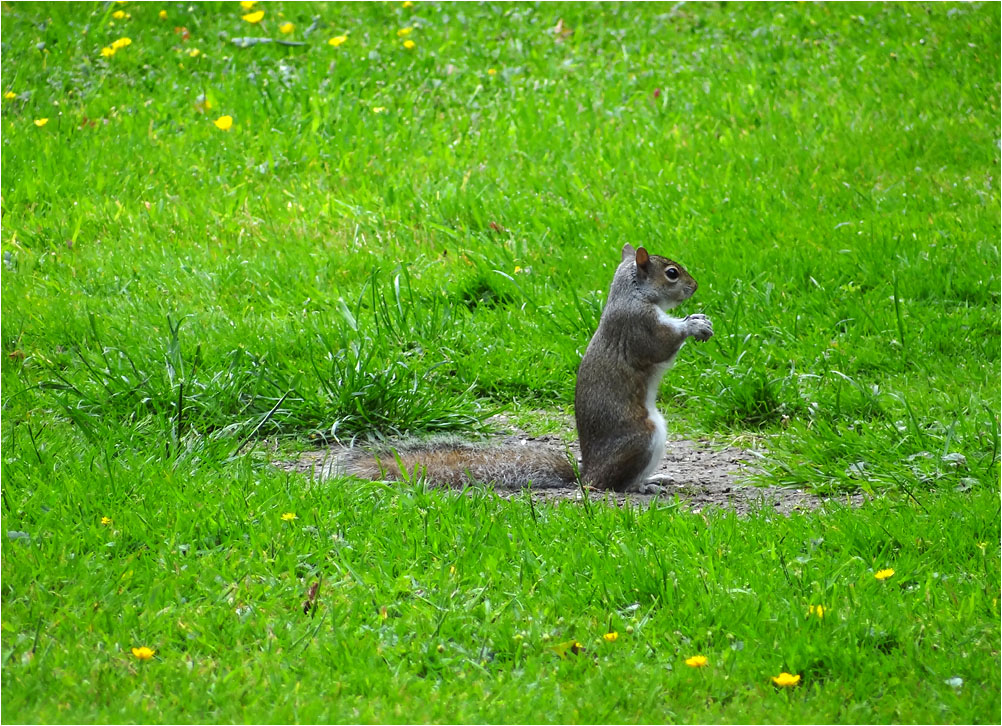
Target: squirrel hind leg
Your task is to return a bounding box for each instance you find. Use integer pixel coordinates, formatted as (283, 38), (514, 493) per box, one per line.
(583, 438), (659, 493)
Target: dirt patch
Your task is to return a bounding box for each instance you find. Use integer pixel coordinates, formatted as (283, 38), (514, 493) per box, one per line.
(278, 424), (865, 516)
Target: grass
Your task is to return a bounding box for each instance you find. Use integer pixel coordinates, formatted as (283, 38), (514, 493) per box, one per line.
(2, 1), (999, 723)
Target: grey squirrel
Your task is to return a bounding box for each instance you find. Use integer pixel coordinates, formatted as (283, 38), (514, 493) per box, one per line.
(340, 244), (713, 492)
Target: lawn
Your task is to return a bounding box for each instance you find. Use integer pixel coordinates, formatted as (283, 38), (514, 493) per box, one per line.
(1, 1), (999, 723)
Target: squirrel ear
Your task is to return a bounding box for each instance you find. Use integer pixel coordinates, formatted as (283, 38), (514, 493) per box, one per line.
(635, 247), (650, 268)
(621, 244), (636, 262)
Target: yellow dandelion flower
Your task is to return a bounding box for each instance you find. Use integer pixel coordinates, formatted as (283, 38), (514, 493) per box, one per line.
(328, 35), (347, 47)
(874, 568), (895, 581)
(240, 0), (258, 8)
(131, 646), (155, 660)
(100, 46), (116, 57)
(685, 655), (709, 668)
(4, 91), (15, 99)
(111, 37), (132, 50)
(213, 115), (233, 130)
(159, 9), (167, 20)
(188, 48), (201, 57)
(34, 118), (48, 127)
(808, 604), (826, 618)
(397, 26), (413, 37)
(772, 672), (801, 687)
(602, 632), (618, 642)
(487, 68), (497, 75)
(112, 10), (128, 19)
(280, 512), (297, 521)
(403, 39), (416, 49)
(101, 516), (112, 525)
(372, 106), (387, 114)
(279, 22), (294, 34)
(242, 10), (264, 24)
(403, 1), (414, 6)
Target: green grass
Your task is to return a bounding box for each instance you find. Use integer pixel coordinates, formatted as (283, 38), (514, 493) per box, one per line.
(2, 1), (999, 722)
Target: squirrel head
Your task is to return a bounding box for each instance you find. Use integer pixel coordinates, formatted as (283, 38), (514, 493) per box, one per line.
(621, 243), (698, 309)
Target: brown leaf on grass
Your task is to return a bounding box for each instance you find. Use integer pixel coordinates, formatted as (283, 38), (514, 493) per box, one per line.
(552, 18), (573, 42)
(302, 579), (321, 615)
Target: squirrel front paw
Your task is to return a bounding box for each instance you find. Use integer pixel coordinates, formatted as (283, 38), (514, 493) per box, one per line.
(685, 314), (714, 342)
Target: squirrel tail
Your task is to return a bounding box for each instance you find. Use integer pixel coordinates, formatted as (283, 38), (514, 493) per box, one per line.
(332, 443), (577, 490)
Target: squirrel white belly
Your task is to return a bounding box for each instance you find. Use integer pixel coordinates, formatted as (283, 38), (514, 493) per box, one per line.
(340, 244), (713, 492)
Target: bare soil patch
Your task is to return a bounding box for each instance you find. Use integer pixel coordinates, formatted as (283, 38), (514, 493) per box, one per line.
(278, 424), (865, 516)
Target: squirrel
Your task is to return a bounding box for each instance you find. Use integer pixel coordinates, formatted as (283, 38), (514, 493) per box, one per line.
(336, 244), (713, 492)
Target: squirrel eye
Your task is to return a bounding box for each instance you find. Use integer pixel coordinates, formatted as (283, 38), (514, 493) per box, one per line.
(666, 267), (680, 281)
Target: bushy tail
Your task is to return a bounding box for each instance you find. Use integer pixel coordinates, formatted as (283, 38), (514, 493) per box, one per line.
(333, 443), (577, 490)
